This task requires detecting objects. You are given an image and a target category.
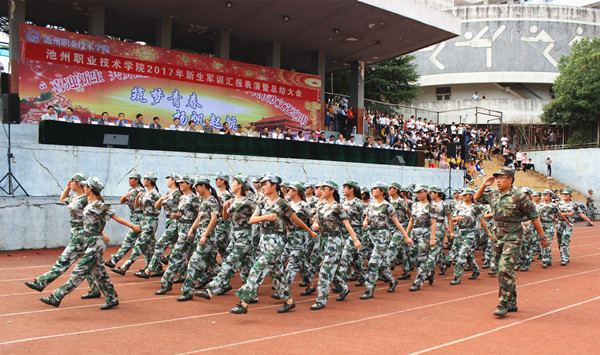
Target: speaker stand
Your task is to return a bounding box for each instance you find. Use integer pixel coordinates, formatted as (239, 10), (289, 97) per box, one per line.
(1, 122), (28, 196)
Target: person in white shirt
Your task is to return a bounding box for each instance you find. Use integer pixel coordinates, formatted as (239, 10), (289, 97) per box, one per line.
(41, 105), (58, 120)
(272, 126), (284, 139)
(335, 133), (346, 145)
(500, 134), (509, 148)
(62, 107), (80, 122)
(347, 136), (357, 146)
(472, 91), (480, 100)
(296, 131), (306, 141)
(169, 118), (184, 131)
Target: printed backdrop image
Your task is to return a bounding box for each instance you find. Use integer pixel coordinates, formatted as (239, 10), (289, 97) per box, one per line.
(18, 24), (322, 131)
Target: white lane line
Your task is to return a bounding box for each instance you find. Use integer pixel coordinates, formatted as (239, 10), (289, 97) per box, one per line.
(0, 280), (157, 297)
(0, 265), (51, 271)
(409, 296), (600, 355)
(1, 269), (597, 347)
(176, 269), (600, 354)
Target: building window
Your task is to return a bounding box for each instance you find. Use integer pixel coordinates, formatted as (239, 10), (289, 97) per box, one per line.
(436, 87), (451, 101)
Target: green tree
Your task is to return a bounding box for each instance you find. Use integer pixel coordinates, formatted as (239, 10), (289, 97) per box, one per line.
(330, 55), (420, 106)
(542, 37), (600, 144)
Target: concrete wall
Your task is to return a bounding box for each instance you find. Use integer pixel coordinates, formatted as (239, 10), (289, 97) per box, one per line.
(526, 148), (600, 196)
(0, 123), (463, 250)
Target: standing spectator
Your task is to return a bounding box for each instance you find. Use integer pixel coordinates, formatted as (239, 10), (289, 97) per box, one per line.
(500, 134), (508, 149)
(149, 116), (162, 129)
(41, 105), (58, 120)
(132, 114), (145, 128)
(515, 150), (522, 171)
(545, 156), (553, 178)
(325, 105), (333, 131)
(549, 129), (556, 149)
(472, 91), (480, 100)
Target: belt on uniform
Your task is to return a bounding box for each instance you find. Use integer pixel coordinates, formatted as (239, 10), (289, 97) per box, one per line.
(494, 220), (521, 227)
(143, 213), (159, 217)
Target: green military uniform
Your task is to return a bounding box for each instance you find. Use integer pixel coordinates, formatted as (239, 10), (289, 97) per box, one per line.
(146, 187), (182, 273)
(538, 194), (560, 266)
(109, 181), (145, 264)
(451, 194), (483, 281)
(557, 197), (582, 265)
(427, 189), (452, 275)
(409, 196), (437, 288)
(477, 168), (540, 312)
(333, 195), (365, 291)
(285, 196), (314, 287)
(383, 191), (409, 276)
(215, 187), (234, 261)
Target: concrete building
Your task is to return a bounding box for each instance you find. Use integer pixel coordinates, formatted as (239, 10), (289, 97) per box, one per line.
(411, 0), (600, 125)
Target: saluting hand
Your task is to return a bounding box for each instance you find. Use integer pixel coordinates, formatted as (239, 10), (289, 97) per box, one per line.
(482, 176), (496, 187)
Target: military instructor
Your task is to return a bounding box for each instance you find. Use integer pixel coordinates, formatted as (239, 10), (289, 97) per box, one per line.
(474, 167), (550, 317)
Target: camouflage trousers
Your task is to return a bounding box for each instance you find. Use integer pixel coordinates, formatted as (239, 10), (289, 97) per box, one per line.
(147, 218), (178, 272)
(161, 222), (194, 286)
(206, 229), (253, 295)
(483, 225), (495, 264)
(214, 219), (231, 262)
(493, 237), (522, 305)
(285, 230), (311, 286)
(236, 232), (290, 304)
(333, 227), (366, 291)
(365, 229), (391, 293)
(453, 229), (479, 279)
(181, 228), (219, 294)
(37, 227), (99, 292)
(518, 225), (535, 267)
(314, 232), (344, 305)
(122, 216), (157, 270)
(381, 228), (406, 277)
(53, 234), (118, 303)
(411, 227), (431, 287)
(300, 234), (323, 284)
(426, 226), (446, 274)
(556, 221), (573, 263)
(110, 213), (142, 263)
(540, 222), (555, 265)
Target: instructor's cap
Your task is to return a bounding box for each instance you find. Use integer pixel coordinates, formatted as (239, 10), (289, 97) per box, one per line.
(493, 167), (515, 178)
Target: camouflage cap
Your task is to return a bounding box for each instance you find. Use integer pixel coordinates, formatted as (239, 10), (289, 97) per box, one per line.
(321, 180), (339, 190)
(429, 185), (442, 193)
(370, 181), (389, 192)
(360, 186), (369, 194)
(484, 186), (492, 193)
(144, 172), (158, 181)
(461, 187), (476, 195)
(280, 181), (290, 189)
(414, 184), (429, 193)
(521, 187), (533, 194)
(82, 177), (104, 193)
(166, 172), (180, 181)
(409, 183), (416, 189)
(176, 174), (193, 184)
(493, 167), (515, 178)
(215, 172), (229, 181)
(70, 173), (87, 182)
(251, 176), (262, 184)
(588, 189), (593, 192)
(288, 181), (305, 193)
(343, 179), (360, 190)
(232, 174), (247, 185)
(399, 185), (409, 192)
(407, 186), (415, 194)
(260, 174), (283, 186)
(304, 182), (315, 188)
(194, 175), (211, 186)
(389, 182), (402, 190)
(453, 188), (462, 194)
(543, 189), (554, 195)
(562, 188), (573, 195)
(532, 191), (541, 196)
(128, 172), (141, 180)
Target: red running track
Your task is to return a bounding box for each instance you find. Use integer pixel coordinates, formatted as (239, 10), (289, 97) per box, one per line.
(1, 223), (599, 354)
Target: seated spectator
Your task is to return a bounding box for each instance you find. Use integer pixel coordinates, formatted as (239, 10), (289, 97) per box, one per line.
(132, 113), (145, 128)
(374, 138), (384, 148)
(296, 131), (305, 141)
(521, 152), (528, 169)
(149, 116), (162, 129)
(169, 118), (184, 131)
(115, 113), (128, 127)
(93, 111), (109, 125)
(62, 107), (80, 123)
(284, 128), (294, 140)
(382, 139), (392, 149)
(186, 120), (199, 132)
(363, 136), (373, 148)
(272, 126), (284, 139)
(475, 160), (485, 177)
(307, 131), (317, 142)
(221, 122), (233, 135)
(202, 118), (213, 133)
(347, 136), (357, 146)
(41, 105), (58, 120)
(318, 131), (327, 143)
(523, 158), (535, 172)
(438, 158), (450, 169)
(328, 135), (336, 144)
(259, 126), (270, 138)
(335, 133), (346, 145)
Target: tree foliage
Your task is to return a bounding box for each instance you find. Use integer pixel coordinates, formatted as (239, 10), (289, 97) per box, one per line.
(330, 55), (420, 105)
(542, 37), (600, 138)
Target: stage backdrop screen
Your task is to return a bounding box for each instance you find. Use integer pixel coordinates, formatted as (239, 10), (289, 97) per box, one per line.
(18, 24), (322, 132)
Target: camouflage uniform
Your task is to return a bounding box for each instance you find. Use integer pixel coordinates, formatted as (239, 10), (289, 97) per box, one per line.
(410, 202), (437, 286)
(36, 194), (99, 292)
(110, 186), (145, 264)
(452, 202), (483, 280)
(215, 189), (234, 260)
(53, 200), (118, 304)
(482, 204), (496, 267)
(122, 188), (161, 270)
(519, 217), (536, 269)
(401, 198), (416, 271)
(285, 200), (314, 286)
(147, 189), (182, 272)
(313, 201), (348, 305)
(427, 200), (451, 273)
(181, 195), (221, 294)
(557, 201), (582, 264)
(301, 199), (326, 285)
(381, 197), (409, 276)
(364, 201), (396, 292)
(333, 197), (365, 290)
(206, 196), (256, 294)
(160, 193), (200, 287)
(538, 202), (560, 265)
(478, 186), (539, 307)
(235, 197), (294, 303)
